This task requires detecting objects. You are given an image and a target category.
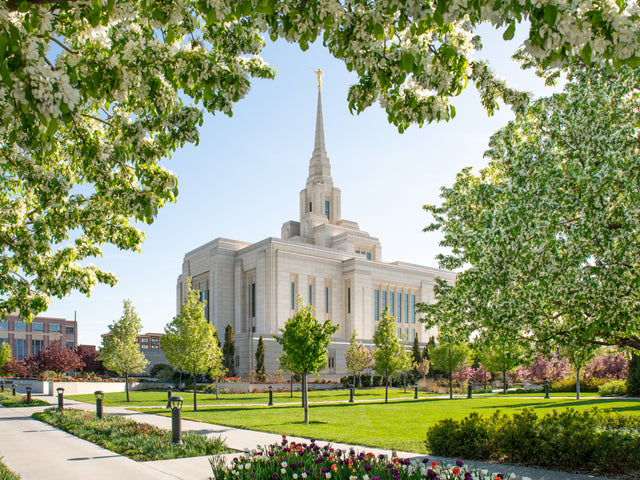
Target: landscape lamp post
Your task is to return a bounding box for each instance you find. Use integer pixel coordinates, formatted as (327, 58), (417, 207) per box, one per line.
(94, 391), (104, 419)
(544, 380), (550, 399)
(57, 387), (64, 410)
(414, 385), (418, 399)
(26, 386), (32, 404)
(467, 383), (473, 399)
(268, 386), (273, 406)
(349, 384), (354, 403)
(169, 396), (184, 444)
(166, 387), (173, 409)
(12, 384), (16, 396)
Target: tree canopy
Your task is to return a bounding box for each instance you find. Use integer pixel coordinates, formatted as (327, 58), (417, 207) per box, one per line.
(163, 278), (222, 411)
(422, 64), (640, 355)
(274, 300), (338, 424)
(345, 329), (374, 387)
(97, 299), (148, 401)
(2, 0), (640, 320)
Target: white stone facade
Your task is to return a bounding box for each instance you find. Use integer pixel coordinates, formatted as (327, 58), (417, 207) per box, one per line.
(177, 90), (455, 378)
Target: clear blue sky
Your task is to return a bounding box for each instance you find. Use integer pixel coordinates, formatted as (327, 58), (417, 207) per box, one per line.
(44, 25), (561, 346)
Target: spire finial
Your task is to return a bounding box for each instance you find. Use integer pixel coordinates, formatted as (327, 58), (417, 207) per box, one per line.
(313, 68), (323, 90)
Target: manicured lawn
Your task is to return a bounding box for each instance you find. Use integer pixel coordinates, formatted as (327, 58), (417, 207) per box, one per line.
(139, 396), (640, 454)
(68, 387), (432, 406)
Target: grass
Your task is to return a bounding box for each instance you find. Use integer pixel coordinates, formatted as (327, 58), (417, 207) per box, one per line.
(138, 395), (640, 454)
(67, 387), (433, 407)
(0, 391), (49, 408)
(32, 407), (228, 461)
(0, 458), (21, 480)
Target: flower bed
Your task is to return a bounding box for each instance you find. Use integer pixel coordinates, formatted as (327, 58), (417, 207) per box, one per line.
(210, 436), (511, 480)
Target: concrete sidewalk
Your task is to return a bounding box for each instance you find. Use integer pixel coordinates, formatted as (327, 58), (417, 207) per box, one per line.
(0, 395), (611, 480)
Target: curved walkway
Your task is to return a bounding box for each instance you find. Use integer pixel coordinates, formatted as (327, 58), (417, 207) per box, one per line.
(0, 394), (613, 480)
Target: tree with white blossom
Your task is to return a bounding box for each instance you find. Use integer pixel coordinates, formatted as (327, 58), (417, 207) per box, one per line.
(3, 0), (640, 320)
(421, 63), (640, 356)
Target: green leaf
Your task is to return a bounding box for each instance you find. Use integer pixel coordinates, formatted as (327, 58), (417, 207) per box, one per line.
(434, 10), (444, 27)
(46, 119), (58, 137)
(503, 21), (516, 41)
(17, 1), (30, 13)
(374, 23), (384, 41)
(242, 1), (252, 16)
(0, 63), (12, 88)
(401, 53), (415, 72)
(581, 42), (592, 65)
(543, 5), (557, 26)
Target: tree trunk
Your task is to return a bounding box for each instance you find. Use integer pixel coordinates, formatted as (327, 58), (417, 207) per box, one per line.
(125, 372), (130, 402)
(403, 373), (407, 393)
(385, 375), (389, 403)
(449, 370), (453, 399)
(576, 366), (581, 400)
(215, 379), (219, 400)
(503, 370), (507, 394)
(302, 373), (309, 424)
(290, 375), (293, 398)
(193, 372), (197, 412)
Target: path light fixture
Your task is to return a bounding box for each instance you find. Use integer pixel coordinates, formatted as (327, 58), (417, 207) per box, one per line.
(12, 384), (16, 396)
(169, 396), (184, 444)
(544, 380), (550, 399)
(166, 387), (173, 409)
(268, 386), (273, 406)
(349, 385), (354, 403)
(94, 391), (104, 419)
(414, 385), (418, 400)
(26, 386), (32, 404)
(57, 387), (64, 410)
(467, 383), (473, 399)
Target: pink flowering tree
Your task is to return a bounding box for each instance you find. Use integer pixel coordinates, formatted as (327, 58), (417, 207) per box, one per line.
(585, 353), (628, 380)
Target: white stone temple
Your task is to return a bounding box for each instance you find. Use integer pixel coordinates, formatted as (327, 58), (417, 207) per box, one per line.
(176, 81), (455, 377)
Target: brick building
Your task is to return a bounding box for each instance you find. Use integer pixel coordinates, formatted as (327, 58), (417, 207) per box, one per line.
(0, 314), (78, 360)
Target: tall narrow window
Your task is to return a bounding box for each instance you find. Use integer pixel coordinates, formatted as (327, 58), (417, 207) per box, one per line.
(309, 202), (312, 212)
(374, 290), (380, 320)
(382, 291), (387, 310)
(366, 252), (371, 260)
(325, 201), (330, 219)
(404, 294), (409, 324)
(291, 282), (295, 309)
(347, 288), (351, 314)
(308, 285), (313, 305)
(411, 295), (416, 323)
(390, 292), (395, 316)
(325, 287), (329, 313)
(397, 293), (402, 322)
(251, 283), (256, 317)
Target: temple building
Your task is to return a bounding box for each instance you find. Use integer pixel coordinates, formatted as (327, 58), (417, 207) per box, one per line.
(176, 82), (454, 377)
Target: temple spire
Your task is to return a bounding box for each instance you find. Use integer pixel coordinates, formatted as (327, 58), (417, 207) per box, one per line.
(313, 89), (327, 156)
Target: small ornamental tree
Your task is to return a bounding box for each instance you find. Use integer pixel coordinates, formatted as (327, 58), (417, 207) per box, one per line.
(412, 335), (422, 373)
(479, 343), (523, 394)
(223, 324), (236, 377)
(585, 353), (628, 380)
(2, 359), (26, 378)
(255, 336), (265, 382)
(163, 278), (223, 411)
(38, 340), (85, 377)
(208, 356), (227, 401)
(431, 339), (469, 399)
(627, 353), (640, 397)
(373, 306), (407, 403)
(0, 342), (11, 374)
(98, 300), (148, 402)
(274, 299), (338, 424)
(345, 330), (374, 388)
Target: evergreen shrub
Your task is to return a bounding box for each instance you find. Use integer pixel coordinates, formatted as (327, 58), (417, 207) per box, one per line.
(426, 408), (640, 474)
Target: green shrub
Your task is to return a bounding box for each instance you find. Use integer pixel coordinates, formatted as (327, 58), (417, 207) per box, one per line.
(0, 391), (48, 407)
(425, 408), (640, 474)
(598, 379), (627, 396)
(33, 408), (227, 461)
(550, 377), (606, 393)
(372, 375), (384, 387)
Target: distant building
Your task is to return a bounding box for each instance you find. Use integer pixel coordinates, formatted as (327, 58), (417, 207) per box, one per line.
(176, 86), (455, 377)
(0, 314), (77, 360)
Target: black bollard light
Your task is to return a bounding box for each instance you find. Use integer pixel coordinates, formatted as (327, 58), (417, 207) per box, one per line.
(544, 380), (550, 399)
(467, 382), (473, 399)
(349, 385), (354, 403)
(166, 387), (173, 409)
(26, 386), (32, 404)
(12, 384), (17, 396)
(414, 385), (418, 399)
(268, 386), (273, 406)
(94, 390), (104, 419)
(57, 387), (64, 410)
(1, 381), (4, 392)
(169, 396), (184, 444)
